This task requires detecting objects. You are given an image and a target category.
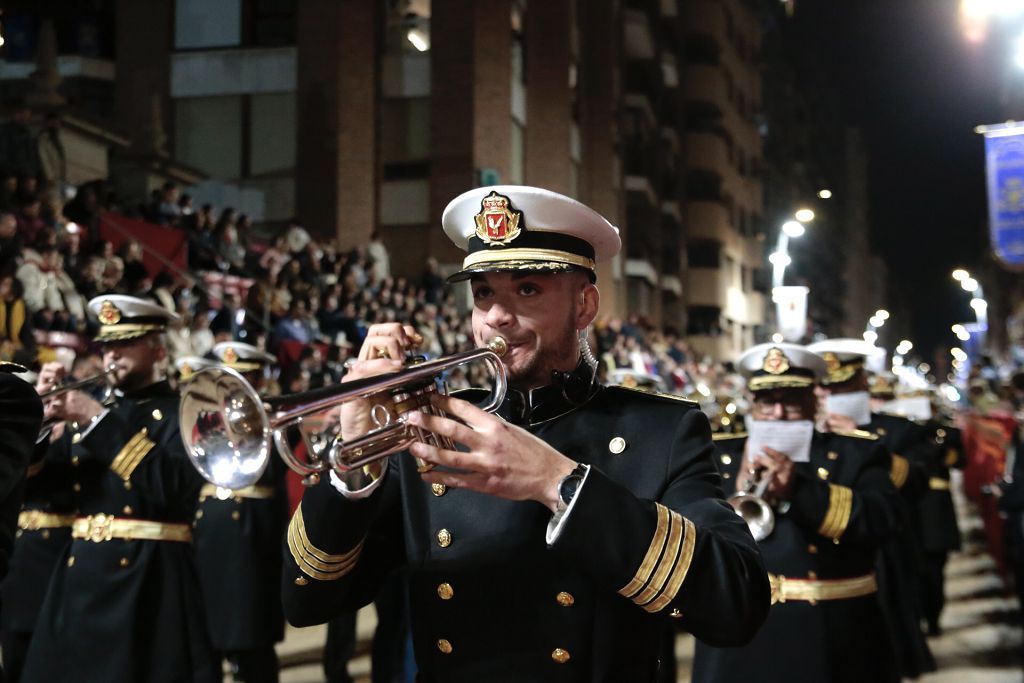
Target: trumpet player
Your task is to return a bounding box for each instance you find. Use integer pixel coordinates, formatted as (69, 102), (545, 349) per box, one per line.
(22, 295), (217, 683)
(282, 186), (770, 680)
(692, 342), (901, 683)
(194, 342), (287, 683)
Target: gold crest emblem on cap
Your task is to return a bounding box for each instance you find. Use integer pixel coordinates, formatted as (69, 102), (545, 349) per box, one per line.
(223, 347), (238, 364)
(98, 300), (121, 325)
(822, 352), (840, 374)
(474, 191), (522, 245)
(763, 347), (790, 375)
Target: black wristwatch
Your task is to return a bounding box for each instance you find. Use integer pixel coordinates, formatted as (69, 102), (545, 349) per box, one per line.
(557, 463), (590, 510)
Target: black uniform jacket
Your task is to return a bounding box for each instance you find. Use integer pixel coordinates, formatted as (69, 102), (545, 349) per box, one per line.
(692, 429), (901, 683)
(194, 449), (288, 650)
(916, 422), (962, 552)
(0, 435), (75, 634)
(0, 374), (43, 595)
(282, 365), (770, 683)
(865, 412), (937, 677)
(23, 381), (217, 683)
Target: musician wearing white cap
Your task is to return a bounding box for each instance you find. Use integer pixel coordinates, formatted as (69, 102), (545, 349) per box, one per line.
(282, 186), (769, 680)
(22, 295), (217, 682)
(692, 342), (901, 683)
(194, 342), (288, 683)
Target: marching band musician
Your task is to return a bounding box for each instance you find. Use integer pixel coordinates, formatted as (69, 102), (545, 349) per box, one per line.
(22, 295), (217, 683)
(194, 341), (288, 683)
(1, 362), (76, 683)
(808, 339), (936, 677)
(0, 364), (44, 682)
(692, 342), (901, 683)
(281, 186), (770, 681)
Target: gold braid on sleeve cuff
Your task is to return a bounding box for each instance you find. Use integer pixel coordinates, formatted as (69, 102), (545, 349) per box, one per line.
(618, 503), (697, 613)
(287, 504), (363, 581)
(889, 455), (910, 490)
(110, 428), (156, 480)
(818, 484), (853, 542)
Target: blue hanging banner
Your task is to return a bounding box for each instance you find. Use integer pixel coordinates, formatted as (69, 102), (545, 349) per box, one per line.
(980, 122), (1024, 268)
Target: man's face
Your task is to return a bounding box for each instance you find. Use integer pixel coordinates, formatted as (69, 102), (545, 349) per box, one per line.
(102, 335), (164, 391)
(0, 214), (15, 238)
(750, 387), (816, 421)
(470, 271), (596, 390)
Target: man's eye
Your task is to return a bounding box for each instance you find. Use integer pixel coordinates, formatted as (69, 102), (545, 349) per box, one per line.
(518, 284), (538, 296)
(473, 288), (492, 299)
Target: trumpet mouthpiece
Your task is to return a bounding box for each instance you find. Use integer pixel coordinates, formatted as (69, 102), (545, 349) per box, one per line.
(487, 336), (508, 357)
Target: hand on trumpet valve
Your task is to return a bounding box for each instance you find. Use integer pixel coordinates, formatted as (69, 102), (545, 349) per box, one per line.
(36, 361), (66, 395)
(737, 447), (795, 502)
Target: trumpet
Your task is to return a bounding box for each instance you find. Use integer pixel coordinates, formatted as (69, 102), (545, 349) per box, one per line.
(728, 465), (775, 542)
(179, 338), (509, 490)
(37, 365), (118, 443)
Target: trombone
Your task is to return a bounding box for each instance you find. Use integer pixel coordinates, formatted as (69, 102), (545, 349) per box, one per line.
(179, 338), (509, 490)
(728, 465), (775, 542)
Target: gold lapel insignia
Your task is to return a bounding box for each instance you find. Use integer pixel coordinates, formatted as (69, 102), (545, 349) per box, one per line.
(474, 191), (523, 245)
(98, 300), (122, 325)
(762, 347), (790, 375)
(223, 347), (239, 364)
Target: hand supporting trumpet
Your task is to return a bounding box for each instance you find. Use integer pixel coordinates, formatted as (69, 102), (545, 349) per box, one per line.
(735, 447), (796, 503)
(340, 323), (576, 513)
(36, 361), (106, 428)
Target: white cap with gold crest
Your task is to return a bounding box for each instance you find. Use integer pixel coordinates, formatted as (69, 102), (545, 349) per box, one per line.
(806, 338), (878, 386)
(737, 342), (826, 392)
(441, 185), (621, 282)
(88, 295), (181, 342)
(174, 355), (218, 381)
(212, 342), (276, 373)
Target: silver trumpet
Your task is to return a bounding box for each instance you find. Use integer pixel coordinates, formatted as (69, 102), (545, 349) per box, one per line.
(728, 466), (775, 542)
(179, 338), (509, 490)
(37, 364), (119, 443)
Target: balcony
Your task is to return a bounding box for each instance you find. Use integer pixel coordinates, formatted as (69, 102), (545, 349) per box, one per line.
(684, 132), (729, 177)
(682, 0), (726, 43)
(682, 64), (727, 113)
(686, 266), (726, 307)
(686, 200), (729, 242)
(624, 9), (656, 61)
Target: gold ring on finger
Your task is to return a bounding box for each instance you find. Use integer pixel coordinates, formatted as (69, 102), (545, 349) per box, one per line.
(375, 345), (392, 359)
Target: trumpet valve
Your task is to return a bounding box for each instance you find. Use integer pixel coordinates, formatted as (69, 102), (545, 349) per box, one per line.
(487, 336), (508, 357)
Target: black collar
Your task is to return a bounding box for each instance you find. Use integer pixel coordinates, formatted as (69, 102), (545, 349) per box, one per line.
(500, 358), (600, 427)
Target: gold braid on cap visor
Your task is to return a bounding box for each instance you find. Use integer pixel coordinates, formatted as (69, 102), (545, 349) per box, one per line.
(747, 375), (816, 391)
(461, 247), (596, 272)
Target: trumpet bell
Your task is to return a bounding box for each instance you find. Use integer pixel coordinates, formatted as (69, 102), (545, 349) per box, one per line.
(729, 492), (775, 542)
(179, 366), (271, 490)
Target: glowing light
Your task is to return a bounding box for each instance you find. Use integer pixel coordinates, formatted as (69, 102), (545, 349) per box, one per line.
(893, 356), (904, 367)
(863, 330), (879, 344)
(875, 309), (890, 320)
(943, 385), (961, 402)
(794, 208), (815, 223)
(697, 383), (711, 397)
(725, 402), (737, 415)
(961, 277), (979, 292)
(768, 252), (791, 267)
(782, 220), (805, 238)
(951, 347), (968, 361)
(918, 363), (931, 373)
(869, 316), (884, 328)
(952, 268), (970, 281)
(817, 189), (833, 199)
(771, 332), (784, 343)
(951, 323), (966, 334)
(970, 297), (988, 313)
(407, 29), (430, 52)
(956, 329), (971, 341)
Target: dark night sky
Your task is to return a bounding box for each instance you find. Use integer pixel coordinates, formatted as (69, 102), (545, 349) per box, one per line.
(787, 0), (1013, 359)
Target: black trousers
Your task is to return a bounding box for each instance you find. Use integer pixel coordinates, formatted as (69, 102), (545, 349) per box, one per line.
(222, 646), (279, 683)
(1, 629), (31, 683)
(920, 550), (949, 630)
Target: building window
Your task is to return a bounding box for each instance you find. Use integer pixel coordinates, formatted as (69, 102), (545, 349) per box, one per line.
(175, 96), (243, 179)
(250, 92), (296, 175)
(175, 0), (242, 50)
(687, 306), (722, 336)
(245, 0), (296, 47)
(687, 240), (720, 268)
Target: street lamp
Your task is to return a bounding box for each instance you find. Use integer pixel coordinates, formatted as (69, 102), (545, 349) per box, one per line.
(817, 189), (833, 199)
(771, 221), (806, 289)
(950, 269), (988, 341)
(794, 208), (815, 223)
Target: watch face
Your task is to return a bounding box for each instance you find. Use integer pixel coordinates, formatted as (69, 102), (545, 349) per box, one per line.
(559, 475), (582, 505)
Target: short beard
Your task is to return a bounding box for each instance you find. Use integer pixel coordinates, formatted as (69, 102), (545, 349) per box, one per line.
(507, 304), (580, 390)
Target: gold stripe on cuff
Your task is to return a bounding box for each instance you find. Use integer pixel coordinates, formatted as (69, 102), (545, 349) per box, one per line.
(819, 484), (853, 541)
(632, 510), (683, 606)
(889, 455), (910, 489)
(619, 504), (671, 599)
(287, 505), (363, 581)
(645, 517), (697, 613)
(110, 429), (156, 480)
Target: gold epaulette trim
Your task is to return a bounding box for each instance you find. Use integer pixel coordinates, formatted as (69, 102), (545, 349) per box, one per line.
(945, 448), (959, 468)
(889, 455), (910, 489)
(110, 428), (156, 480)
(818, 484), (853, 541)
(614, 386), (699, 405)
(929, 477), (951, 491)
(712, 432), (748, 441)
(769, 572), (877, 605)
(832, 429), (879, 441)
(287, 504), (363, 581)
(619, 503), (697, 613)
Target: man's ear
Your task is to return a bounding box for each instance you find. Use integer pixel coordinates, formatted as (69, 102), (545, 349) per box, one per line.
(576, 282), (600, 331)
